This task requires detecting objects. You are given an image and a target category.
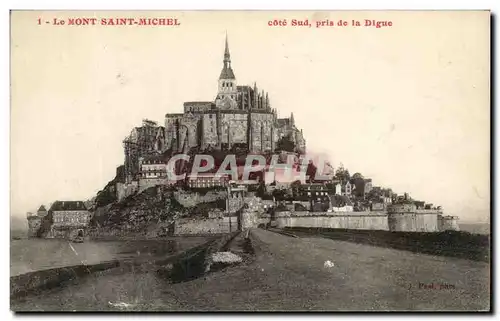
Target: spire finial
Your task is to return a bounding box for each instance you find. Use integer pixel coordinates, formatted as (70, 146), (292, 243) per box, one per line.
(224, 32), (230, 62)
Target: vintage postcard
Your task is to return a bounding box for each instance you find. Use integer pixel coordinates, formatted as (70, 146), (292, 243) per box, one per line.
(10, 10), (490, 312)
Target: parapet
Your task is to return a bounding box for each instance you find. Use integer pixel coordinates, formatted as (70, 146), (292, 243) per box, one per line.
(387, 203), (417, 214)
(416, 209), (443, 214)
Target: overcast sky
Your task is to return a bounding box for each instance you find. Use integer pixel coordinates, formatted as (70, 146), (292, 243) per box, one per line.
(11, 11), (490, 222)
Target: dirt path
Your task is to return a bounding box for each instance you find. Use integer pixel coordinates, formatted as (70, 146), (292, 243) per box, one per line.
(11, 229), (490, 311)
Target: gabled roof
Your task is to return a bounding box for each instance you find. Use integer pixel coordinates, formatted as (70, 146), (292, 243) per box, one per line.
(49, 201), (87, 212)
(37, 205), (47, 212)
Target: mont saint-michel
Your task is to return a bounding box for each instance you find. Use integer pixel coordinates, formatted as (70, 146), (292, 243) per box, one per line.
(25, 35), (459, 240)
(11, 12), (490, 313)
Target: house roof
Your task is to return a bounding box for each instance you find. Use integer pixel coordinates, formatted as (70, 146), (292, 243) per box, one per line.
(37, 205), (47, 212)
(237, 85), (252, 92)
(49, 201), (87, 212)
(299, 183), (326, 191)
(183, 101), (214, 107)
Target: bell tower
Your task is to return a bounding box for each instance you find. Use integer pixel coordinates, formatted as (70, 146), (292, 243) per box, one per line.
(215, 34), (237, 109)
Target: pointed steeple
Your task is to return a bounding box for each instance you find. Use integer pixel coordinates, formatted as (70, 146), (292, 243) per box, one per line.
(219, 33), (235, 80)
(265, 92), (269, 109)
(290, 112), (295, 126)
(224, 32), (230, 62)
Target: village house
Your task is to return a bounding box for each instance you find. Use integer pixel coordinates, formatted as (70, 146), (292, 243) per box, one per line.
(140, 155), (168, 179)
(364, 178), (373, 195)
(298, 183), (330, 202)
(186, 172), (229, 189)
(329, 194), (354, 212)
(298, 183), (330, 212)
(49, 201), (91, 239)
(342, 181), (352, 196)
(37, 205), (48, 218)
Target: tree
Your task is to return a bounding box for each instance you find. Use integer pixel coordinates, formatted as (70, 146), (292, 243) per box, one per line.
(352, 172), (364, 180)
(366, 188), (383, 202)
(335, 163), (350, 182)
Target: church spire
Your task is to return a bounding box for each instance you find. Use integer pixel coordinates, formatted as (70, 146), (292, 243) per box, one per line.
(224, 32), (230, 64)
(219, 33), (235, 80)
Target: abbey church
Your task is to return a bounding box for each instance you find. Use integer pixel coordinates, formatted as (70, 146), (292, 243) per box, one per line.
(123, 35), (306, 179)
(164, 35), (306, 154)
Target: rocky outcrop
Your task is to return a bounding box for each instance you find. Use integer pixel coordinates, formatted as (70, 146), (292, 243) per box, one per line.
(173, 189), (227, 208)
(91, 186), (185, 236)
(90, 186), (230, 237)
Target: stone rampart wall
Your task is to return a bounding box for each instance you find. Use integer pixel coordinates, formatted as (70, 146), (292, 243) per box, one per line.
(173, 216), (239, 235)
(275, 213), (390, 231)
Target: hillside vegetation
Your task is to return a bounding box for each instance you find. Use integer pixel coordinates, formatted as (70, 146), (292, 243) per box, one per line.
(90, 186), (227, 235)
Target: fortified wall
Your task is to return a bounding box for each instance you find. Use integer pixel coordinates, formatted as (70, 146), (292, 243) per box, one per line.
(173, 216), (239, 235)
(271, 204), (457, 233)
(27, 214), (41, 238)
(274, 211), (390, 231)
(438, 215), (460, 231)
(387, 204), (442, 232)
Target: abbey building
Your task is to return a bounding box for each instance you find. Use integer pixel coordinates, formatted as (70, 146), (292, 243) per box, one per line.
(164, 35), (305, 154)
(123, 35), (306, 180)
